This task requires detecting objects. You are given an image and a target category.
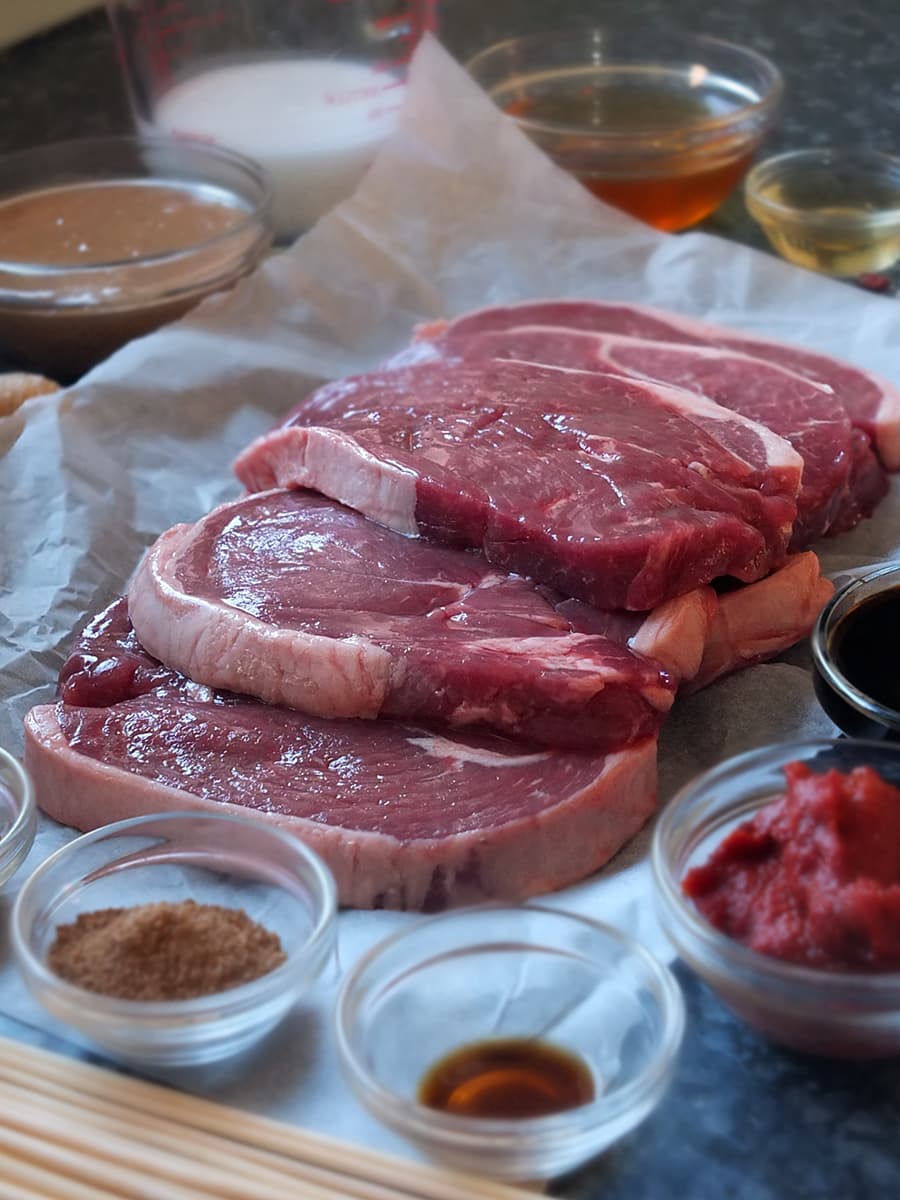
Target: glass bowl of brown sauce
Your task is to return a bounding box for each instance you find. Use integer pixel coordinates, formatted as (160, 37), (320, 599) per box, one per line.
(11, 810), (336, 1067)
(335, 903), (684, 1182)
(811, 562), (900, 739)
(0, 136), (273, 382)
(465, 27), (783, 232)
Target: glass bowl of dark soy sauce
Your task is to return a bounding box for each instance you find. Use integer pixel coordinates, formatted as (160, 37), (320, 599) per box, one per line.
(811, 563), (900, 739)
(335, 904), (684, 1182)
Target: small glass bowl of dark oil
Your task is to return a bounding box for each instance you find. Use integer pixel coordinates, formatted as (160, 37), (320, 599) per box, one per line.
(812, 563), (900, 739)
(335, 903), (684, 1182)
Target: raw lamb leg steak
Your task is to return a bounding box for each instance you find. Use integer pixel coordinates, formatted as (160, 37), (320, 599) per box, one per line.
(127, 489), (675, 751)
(26, 599), (658, 911)
(234, 358), (802, 611)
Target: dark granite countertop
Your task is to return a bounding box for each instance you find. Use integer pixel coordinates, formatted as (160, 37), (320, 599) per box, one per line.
(1, 4), (900, 1198)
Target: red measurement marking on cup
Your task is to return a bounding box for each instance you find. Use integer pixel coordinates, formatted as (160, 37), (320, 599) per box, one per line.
(135, 0), (231, 85)
(373, 54), (415, 72)
(368, 103), (404, 120)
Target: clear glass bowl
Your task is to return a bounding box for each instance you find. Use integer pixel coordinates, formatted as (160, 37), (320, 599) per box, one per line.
(336, 903), (684, 1181)
(0, 748), (37, 889)
(0, 135), (273, 380)
(811, 562), (900, 739)
(12, 810), (336, 1066)
(745, 148), (900, 276)
(466, 27), (783, 231)
(652, 739), (900, 1058)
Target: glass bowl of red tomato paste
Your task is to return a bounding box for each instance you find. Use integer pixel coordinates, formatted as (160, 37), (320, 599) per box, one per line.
(651, 738), (900, 1058)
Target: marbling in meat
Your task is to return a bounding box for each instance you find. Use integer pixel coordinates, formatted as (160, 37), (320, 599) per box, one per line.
(407, 322), (877, 547)
(27, 599), (658, 911)
(436, 299), (900, 470)
(127, 488), (674, 751)
(235, 358), (801, 611)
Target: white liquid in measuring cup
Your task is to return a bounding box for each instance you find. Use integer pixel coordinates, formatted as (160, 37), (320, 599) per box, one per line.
(154, 59), (405, 238)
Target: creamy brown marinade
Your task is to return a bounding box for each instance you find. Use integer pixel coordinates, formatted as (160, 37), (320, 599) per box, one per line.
(0, 180), (249, 265)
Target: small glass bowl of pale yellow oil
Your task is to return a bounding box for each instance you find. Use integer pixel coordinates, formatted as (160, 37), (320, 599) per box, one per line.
(335, 903), (684, 1182)
(466, 27), (783, 232)
(745, 148), (900, 276)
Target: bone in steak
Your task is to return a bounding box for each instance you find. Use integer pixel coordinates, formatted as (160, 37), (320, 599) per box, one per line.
(436, 299), (900, 470)
(234, 358), (802, 611)
(411, 323), (876, 548)
(127, 488), (674, 751)
(27, 599), (658, 911)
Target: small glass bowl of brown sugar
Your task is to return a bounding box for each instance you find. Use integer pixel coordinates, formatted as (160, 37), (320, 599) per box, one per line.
(12, 810), (336, 1066)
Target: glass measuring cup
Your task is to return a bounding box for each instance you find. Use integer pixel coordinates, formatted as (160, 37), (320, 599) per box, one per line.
(105, 0), (438, 240)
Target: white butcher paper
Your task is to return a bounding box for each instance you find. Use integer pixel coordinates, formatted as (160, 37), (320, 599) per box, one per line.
(1, 33), (899, 1160)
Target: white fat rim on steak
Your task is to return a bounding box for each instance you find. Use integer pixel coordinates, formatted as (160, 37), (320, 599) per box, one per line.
(582, 301), (900, 470)
(486, 323), (835, 395)
(272, 427), (420, 535)
(129, 525), (393, 718)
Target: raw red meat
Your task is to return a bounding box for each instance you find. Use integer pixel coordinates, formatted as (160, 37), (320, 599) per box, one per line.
(127, 488), (674, 751)
(409, 323), (866, 548)
(28, 599), (658, 911)
(436, 300), (900, 470)
(558, 552), (831, 692)
(690, 552), (834, 691)
(235, 359), (801, 611)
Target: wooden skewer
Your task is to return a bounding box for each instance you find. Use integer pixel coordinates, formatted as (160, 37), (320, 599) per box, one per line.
(0, 1067), (409, 1200)
(0, 1123), (204, 1200)
(0, 1084), (318, 1200)
(0, 1078), (373, 1200)
(0, 1152), (126, 1200)
(4, 1184), (87, 1200)
(0, 1038), (539, 1200)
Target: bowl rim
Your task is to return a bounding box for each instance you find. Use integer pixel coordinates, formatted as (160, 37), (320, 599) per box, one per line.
(335, 900), (685, 1142)
(0, 747), (36, 854)
(0, 134), (273, 277)
(745, 147), (900, 228)
(810, 563), (900, 729)
(652, 736), (900, 991)
(11, 808), (337, 1020)
(464, 26), (784, 142)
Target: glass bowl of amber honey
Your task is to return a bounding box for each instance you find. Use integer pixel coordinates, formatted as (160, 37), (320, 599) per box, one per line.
(466, 27), (783, 232)
(11, 810), (336, 1066)
(335, 904), (684, 1181)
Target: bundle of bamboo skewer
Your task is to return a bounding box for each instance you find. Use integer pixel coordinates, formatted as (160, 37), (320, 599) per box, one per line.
(0, 1037), (543, 1200)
